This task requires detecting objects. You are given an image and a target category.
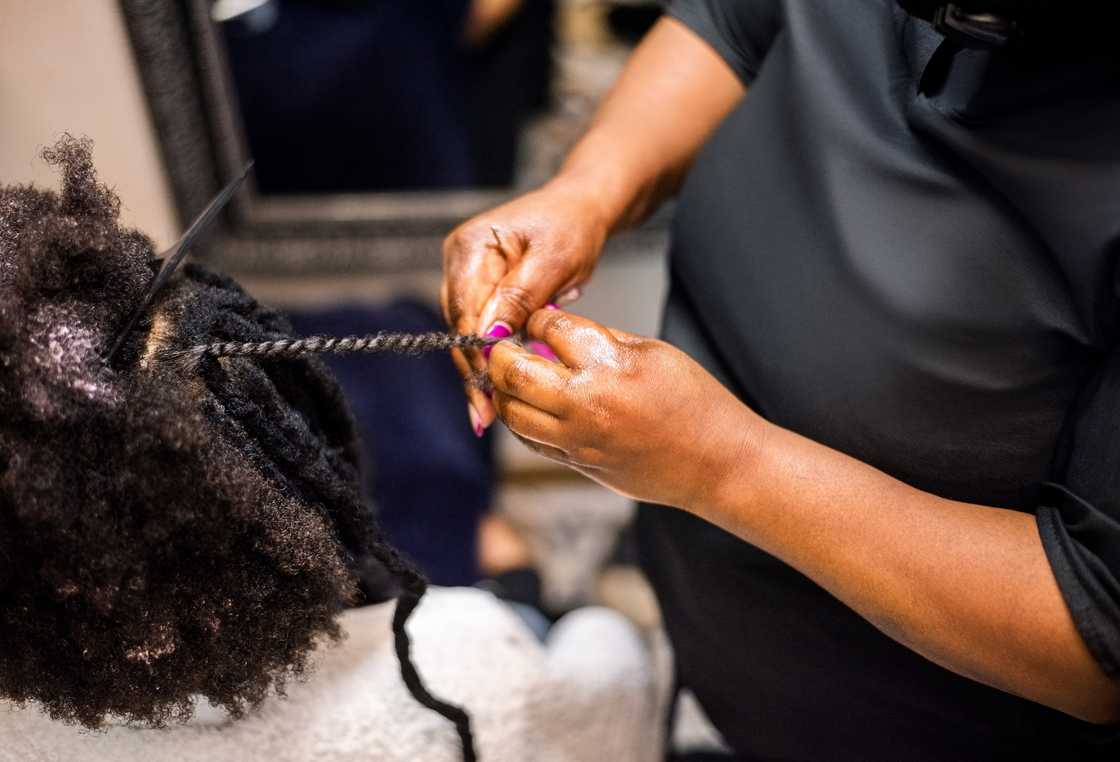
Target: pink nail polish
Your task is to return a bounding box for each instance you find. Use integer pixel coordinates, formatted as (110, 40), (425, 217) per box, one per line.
(482, 321), (512, 359)
(545, 303), (559, 310)
(468, 404), (483, 438)
(528, 340), (558, 362)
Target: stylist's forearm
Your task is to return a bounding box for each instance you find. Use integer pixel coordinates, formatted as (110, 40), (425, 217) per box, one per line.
(548, 17), (745, 232)
(695, 413), (1120, 724)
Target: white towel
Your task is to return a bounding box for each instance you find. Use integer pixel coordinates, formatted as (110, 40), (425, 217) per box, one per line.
(0, 587), (666, 762)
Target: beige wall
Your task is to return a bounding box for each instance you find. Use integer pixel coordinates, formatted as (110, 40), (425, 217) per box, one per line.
(0, 1), (179, 248)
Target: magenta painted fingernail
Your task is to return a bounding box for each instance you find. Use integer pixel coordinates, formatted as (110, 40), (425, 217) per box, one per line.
(545, 303), (559, 310)
(528, 340), (558, 362)
(468, 404), (483, 438)
(482, 321), (512, 359)
(486, 321), (513, 338)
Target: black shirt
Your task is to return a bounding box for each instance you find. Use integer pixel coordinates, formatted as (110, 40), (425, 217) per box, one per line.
(636, 2), (1120, 759)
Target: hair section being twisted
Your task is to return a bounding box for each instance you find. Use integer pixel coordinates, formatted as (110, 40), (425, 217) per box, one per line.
(166, 332), (496, 366)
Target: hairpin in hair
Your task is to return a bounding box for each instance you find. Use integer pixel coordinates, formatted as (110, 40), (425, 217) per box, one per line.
(104, 161), (254, 364)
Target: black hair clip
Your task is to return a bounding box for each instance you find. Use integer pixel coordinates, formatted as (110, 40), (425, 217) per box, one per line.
(104, 161), (254, 364)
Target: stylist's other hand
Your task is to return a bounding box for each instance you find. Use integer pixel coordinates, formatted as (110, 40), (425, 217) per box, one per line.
(486, 309), (761, 509)
(441, 181), (607, 435)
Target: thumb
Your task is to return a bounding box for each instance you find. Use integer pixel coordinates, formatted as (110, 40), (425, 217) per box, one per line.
(476, 247), (576, 338)
(524, 308), (620, 369)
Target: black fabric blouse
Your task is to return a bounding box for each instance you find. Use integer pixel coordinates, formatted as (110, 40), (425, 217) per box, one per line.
(636, 2), (1120, 759)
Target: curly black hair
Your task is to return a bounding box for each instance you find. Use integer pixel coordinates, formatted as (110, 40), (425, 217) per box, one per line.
(0, 136), (473, 757)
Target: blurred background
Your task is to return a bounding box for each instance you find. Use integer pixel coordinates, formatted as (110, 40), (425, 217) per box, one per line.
(0, 1), (723, 752)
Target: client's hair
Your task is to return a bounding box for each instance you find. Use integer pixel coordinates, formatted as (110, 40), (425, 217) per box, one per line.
(0, 136), (472, 756)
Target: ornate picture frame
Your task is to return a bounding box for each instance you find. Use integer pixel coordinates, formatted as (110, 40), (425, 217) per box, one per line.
(119, 0), (667, 277)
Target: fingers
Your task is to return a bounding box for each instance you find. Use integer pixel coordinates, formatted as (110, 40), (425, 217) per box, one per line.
(451, 347), (495, 434)
(439, 279), (450, 325)
(442, 224), (511, 336)
(508, 431), (604, 472)
(494, 392), (605, 470)
(524, 308), (621, 369)
(477, 233), (581, 337)
(510, 432), (573, 466)
(442, 207), (597, 436)
(487, 340), (571, 415)
(491, 392), (563, 449)
(443, 225), (515, 430)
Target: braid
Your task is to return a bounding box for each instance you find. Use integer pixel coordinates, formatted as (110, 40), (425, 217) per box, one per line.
(372, 543), (478, 762)
(165, 332), (497, 368)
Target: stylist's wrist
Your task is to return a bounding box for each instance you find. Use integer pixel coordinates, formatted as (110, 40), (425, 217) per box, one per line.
(550, 135), (650, 237)
(685, 402), (771, 530)
(540, 170), (617, 243)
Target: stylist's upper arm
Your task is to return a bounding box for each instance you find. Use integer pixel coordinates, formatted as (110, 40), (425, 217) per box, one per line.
(440, 6), (751, 434)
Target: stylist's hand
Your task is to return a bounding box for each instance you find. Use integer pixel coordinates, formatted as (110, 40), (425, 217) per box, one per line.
(486, 308), (762, 509)
(441, 181), (608, 435)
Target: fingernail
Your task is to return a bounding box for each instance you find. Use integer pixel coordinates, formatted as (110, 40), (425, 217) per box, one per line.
(486, 321), (513, 338)
(468, 404), (483, 438)
(545, 303), (559, 310)
(528, 340), (558, 362)
(482, 321), (512, 359)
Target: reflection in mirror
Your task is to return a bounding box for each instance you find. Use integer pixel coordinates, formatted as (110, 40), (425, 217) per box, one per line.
(210, 0), (661, 195)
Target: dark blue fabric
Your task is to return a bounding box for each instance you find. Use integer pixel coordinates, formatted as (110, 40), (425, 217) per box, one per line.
(287, 301), (493, 586)
(220, 0), (556, 193)
(222, 0), (476, 192)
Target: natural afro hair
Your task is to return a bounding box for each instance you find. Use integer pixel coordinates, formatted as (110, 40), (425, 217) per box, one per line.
(0, 136), (411, 729)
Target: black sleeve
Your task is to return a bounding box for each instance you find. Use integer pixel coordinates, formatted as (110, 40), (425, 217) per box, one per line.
(1038, 345), (1120, 678)
(665, 0), (785, 85)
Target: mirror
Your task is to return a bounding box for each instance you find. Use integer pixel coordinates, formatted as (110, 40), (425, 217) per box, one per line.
(122, 0), (666, 276)
(215, 0), (554, 194)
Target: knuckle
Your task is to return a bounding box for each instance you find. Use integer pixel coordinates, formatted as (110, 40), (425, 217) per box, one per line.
(501, 356), (533, 392)
(442, 230), (465, 262)
(541, 314), (575, 345)
(572, 373), (607, 409)
(581, 391), (624, 439)
(618, 346), (641, 377)
(443, 223), (486, 264)
(581, 390), (611, 429)
(496, 283), (536, 320)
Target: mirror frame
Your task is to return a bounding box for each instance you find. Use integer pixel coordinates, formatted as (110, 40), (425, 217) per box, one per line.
(119, 0), (668, 276)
